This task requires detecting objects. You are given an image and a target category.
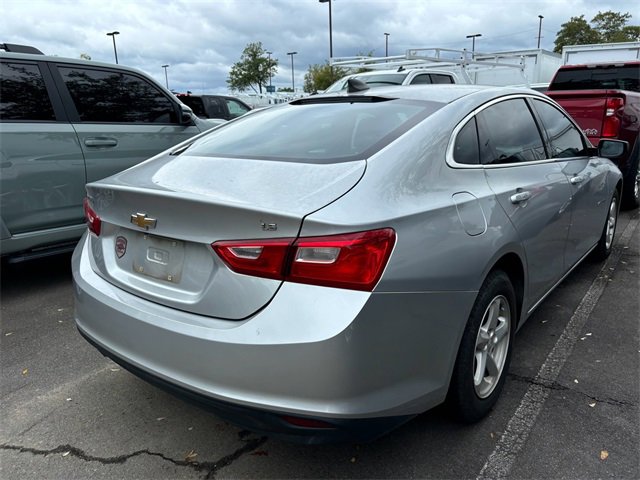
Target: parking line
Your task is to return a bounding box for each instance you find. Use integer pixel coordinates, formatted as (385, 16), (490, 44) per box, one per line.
(477, 214), (639, 480)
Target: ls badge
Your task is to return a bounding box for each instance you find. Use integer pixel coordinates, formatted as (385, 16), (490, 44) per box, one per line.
(115, 236), (128, 258)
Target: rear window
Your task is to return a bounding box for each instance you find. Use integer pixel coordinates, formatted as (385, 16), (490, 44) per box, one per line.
(185, 98), (439, 163)
(549, 64), (639, 92)
(356, 73), (408, 87)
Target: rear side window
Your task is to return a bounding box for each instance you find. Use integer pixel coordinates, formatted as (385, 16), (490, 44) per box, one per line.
(0, 62), (55, 121)
(59, 67), (177, 123)
(186, 99), (439, 163)
(453, 118), (480, 165)
(430, 74), (454, 84)
(410, 74), (431, 85)
(549, 65), (639, 92)
(179, 96), (206, 117)
(476, 99), (546, 165)
(531, 99), (587, 158)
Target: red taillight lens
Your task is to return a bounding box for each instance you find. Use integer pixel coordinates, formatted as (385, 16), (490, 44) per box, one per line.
(212, 238), (292, 280)
(211, 228), (396, 291)
(83, 197), (101, 236)
(289, 229), (396, 291)
(602, 97), (624, 138)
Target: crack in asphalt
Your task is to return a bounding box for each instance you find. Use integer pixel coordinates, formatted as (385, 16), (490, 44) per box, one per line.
(507, 372), (637, 407)
(0, 435), (268, 479)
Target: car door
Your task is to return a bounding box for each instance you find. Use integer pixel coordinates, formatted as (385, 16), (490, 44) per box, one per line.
(477, 97), (573, 305)
(530, 98), (610, 267)
(52, 64), (203, 184)
(0, 60), (86, 236)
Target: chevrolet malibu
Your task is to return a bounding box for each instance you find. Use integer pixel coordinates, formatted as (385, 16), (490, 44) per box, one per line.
(73, 84), (625, 443)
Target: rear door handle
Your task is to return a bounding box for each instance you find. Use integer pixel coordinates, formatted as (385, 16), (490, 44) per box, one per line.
(570, 175), (584, 185)
(510, 191), (531, 204)
(84, 138), (118, 147)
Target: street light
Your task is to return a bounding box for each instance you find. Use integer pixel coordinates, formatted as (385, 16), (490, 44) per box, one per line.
(384, 32), (390, 57)
(266, 51), (273, 87)
(537, 15), (544, 49)
(162, 64), (170, 89)
(287, 51), (298, 92)
(106, 31), (120, 64)
(466, 33), (482, 57)
(318, 0), (333, 60)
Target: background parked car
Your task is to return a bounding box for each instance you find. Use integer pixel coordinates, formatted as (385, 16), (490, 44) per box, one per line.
(175, 93), (252, 120)
(74, 84), (624, 443)
(324, 68), (458, 93)
(0, 45), (223, 261)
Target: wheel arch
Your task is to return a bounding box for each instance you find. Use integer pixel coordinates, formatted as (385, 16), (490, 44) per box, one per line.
(487, 252), (525, 330)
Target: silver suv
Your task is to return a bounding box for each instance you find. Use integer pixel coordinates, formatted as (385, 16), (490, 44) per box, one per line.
(0, 45), (222, 260)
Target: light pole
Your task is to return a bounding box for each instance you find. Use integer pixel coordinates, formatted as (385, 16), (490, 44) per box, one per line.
(106, 31), (120, 64)
(384, 32), (390, 57)
(162, 64), (170, 89)
(266, 51), (273, 87)
(537, 15), (544, 49)
(466, 33), (482, 57)
(318, 0), (333, 60)
(287, 51), (297, 92)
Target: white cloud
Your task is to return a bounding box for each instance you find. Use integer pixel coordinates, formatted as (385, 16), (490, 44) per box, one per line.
(3, 0), (638, 93)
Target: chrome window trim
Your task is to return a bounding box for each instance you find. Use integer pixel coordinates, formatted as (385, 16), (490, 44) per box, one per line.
(445, 93), (587, 170)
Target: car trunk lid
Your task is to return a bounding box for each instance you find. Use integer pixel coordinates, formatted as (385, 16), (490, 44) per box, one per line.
(85, 153), (366, 319)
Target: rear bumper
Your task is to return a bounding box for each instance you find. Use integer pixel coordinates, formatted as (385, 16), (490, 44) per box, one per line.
(79, 328), (410, 444)
(72, 234), (476, 441)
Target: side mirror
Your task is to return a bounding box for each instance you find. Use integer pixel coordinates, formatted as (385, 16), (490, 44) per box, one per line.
(179, 105), (195, 125)
(598, 139), (628, 159)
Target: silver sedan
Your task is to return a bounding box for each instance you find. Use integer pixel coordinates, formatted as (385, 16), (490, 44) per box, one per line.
(73, 84), (625, 443)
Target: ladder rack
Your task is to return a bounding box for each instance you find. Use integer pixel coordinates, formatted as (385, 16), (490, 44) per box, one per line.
(331, 48), (531, 86)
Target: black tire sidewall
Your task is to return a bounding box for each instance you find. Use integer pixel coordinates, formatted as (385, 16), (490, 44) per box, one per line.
(448, 270), (517, 423)
(621, 141), (639, 210)
(592, 190), (619, 261)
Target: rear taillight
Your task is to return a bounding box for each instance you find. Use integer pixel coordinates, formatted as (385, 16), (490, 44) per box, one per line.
(83, 197), (101, 236)
(602, 97), (624, 138)
(212, 238), (292, 280)
(212, 228), (396, 291)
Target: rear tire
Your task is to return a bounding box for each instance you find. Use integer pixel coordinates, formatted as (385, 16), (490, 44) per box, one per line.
(621, 141), (639, 210)
(592, 190), (619, 261)
(448, 270), (516, 423)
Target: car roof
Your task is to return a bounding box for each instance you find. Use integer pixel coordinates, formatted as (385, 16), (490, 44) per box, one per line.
(0, 50), (151, 77)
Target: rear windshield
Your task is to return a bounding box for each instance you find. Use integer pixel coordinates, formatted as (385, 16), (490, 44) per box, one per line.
(549, 64), (639, 92)
(185, 98), (439, 163)
(356, 73), (408, 87)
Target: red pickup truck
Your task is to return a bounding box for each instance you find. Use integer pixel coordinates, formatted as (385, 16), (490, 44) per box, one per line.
(546, 61), (640, 209)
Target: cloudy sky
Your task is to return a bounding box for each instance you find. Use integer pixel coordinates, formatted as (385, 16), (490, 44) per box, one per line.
(3, 0), (638, 94)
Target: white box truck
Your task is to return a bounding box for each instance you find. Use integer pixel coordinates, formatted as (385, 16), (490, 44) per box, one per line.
(562, 42), (640, 64)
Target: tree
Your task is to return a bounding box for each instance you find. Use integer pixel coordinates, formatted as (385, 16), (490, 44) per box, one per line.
(553, 15), (600, 53)
(591, 11), (632, 42)
(554, 11), (640, 53)
(227, 42), (278, 94)
(303, 62), (349, 93)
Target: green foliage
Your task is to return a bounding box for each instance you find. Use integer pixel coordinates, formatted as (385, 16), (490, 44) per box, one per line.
(278, 87), (293, 92)
(554, 11), (640, 53)
(303, 62), (349, 93)
(227, 42), (278, 94)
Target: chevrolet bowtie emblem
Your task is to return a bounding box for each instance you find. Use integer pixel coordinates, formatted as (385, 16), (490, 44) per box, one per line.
(130, 213), (157, 230)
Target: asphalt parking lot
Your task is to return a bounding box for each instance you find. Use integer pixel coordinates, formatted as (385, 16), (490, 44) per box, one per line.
(1, 210), (638, 480)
